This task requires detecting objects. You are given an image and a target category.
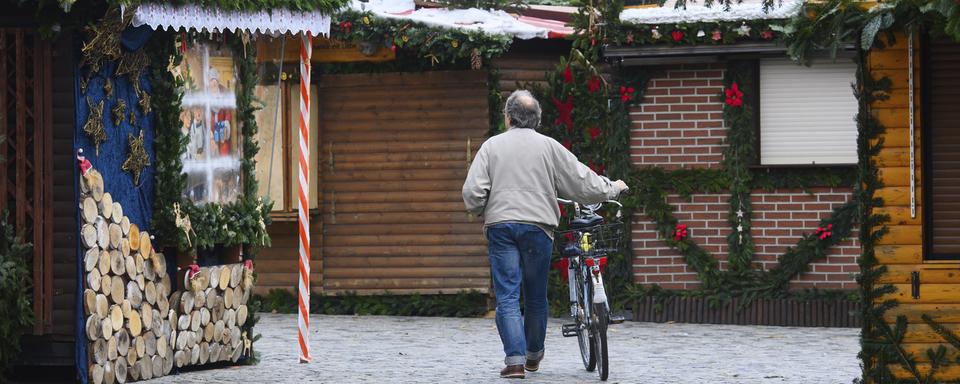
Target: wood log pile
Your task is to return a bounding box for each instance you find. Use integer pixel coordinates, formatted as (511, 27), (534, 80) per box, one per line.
(171, 263), (252, 369)
(80, 166), (253, 383)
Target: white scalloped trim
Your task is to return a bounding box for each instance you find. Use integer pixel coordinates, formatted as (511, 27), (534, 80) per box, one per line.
(131, 4), (332, 36)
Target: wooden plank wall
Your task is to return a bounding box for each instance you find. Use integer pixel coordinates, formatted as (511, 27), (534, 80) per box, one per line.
(870, 33), (960, 380)
(50, 34), (76, 339)
(493, 49), (562, 99)
(319, 71), (490, 295)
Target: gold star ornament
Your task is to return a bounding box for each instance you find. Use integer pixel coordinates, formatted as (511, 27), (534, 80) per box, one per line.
(122, 129), (151, 186)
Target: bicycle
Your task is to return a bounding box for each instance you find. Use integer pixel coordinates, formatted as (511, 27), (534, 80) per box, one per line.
(556, 198), (626, 381)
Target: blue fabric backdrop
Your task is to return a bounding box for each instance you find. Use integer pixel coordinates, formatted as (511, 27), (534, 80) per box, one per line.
(74, 26), (157, 383)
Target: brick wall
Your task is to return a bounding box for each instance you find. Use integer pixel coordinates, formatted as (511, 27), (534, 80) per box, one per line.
(629, 64), (860, 291)
(630, 64), (727, 170)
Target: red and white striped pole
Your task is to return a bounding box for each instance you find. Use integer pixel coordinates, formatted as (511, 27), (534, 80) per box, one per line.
(297, 32), (313, 364)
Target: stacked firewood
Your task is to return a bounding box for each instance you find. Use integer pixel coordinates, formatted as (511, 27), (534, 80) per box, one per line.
(81, 169), (174, 384)
(170, 263), (252, 369)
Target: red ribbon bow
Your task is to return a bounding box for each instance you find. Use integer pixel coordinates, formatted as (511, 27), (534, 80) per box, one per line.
(552, 96), (574, 131)
(587, 76), (602, 93)
(674, 223), (688, 241)
(588, 126), (602, 141)
(725, 82), (744, 107)
(619, 86), (635, 103)
(815, 224), (833, 240)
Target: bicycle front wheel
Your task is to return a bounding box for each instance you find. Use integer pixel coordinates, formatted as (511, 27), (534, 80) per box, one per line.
(576, 267), (596, 371)
(592, 301), (609, 381)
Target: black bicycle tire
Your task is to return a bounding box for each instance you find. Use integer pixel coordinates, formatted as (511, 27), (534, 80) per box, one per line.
(577, 266), (596, 371)
(593, 301), (609, 381)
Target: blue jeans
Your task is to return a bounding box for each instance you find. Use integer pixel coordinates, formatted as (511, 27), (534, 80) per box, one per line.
(486, 223), (553, 366)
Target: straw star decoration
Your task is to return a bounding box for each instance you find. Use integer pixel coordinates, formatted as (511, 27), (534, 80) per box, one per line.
(122, 129), (150, 186)
(83, 97), (107, 155)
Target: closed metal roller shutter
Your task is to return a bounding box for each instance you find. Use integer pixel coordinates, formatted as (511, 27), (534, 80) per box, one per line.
(320, 71), (490, 294)
(927, 39), (960, 256)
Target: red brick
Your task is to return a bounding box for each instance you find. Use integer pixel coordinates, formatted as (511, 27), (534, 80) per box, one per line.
(671, 88), (697, 96)
(682, 96), (710, 103)
(646, 88), (668, 96)
(669, 121), (696, 129)
(654, 96), (682, 104)
(657, 147), (683, 155)
(683, 146), (711, 155)
(682, 113), (710, 120)
(668, 71), (699, 79)
(671, 138), (697, 146)
(696, 88), (718, 95)
(642, 155), (669, 163)
(697, 104), (723, 112)
(671, 104), (697, 112)
(697, 70), (722, 78)
(763, 195), (791, 202)
(682, 80), (710, 87)
(671, 155), (697, 163)
(804, 203), (831, 210)
(658, 283), (687, 290)
(656, 113), (683, 121)
(652, 79), (682, 88)
(656, 130), (683, 138)
(647, 274), (675, 282)
(643, 105), (670, 113)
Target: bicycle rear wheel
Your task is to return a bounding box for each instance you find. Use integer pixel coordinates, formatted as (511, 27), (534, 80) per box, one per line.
(592, 302), (609, 381)
(575, 267), (596, 371)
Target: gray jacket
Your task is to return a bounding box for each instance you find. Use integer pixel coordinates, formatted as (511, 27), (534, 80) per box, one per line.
(462, 127), (623, 234)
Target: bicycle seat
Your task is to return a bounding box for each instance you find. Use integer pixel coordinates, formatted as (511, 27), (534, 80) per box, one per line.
(570, 214), (603, 229)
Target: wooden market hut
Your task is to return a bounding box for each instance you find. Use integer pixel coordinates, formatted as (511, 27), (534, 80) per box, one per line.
(251, 4), (574, 296)
(5, 1), (339, 381)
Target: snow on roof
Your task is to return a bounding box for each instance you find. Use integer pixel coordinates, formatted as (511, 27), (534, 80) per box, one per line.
(350, 0), (565, 40)
(620, 0), (802, 25)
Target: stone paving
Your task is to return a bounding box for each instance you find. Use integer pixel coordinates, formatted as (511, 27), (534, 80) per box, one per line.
(152, 313), (860, 384)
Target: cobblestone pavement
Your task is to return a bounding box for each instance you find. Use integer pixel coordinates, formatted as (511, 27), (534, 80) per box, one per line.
(153, 313), (859, 384)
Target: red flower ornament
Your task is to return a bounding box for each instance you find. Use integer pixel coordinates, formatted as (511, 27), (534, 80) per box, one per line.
(587, 76), (602, 93)
(712, 30), (722, 41)
(671, 30), (685, 42)
(588, 160), (605, 175)
(338, 21), (352, 34)
(619, 86), (636, 103)
(761, 30), (774, 40)
(674, 223), (688, 241)
(725, 82), (744, 107)
(588, 126), (602, 141)
(815, 224), (833, 240)
(562, 65), (573, 84)
(552, 96), (574, 131)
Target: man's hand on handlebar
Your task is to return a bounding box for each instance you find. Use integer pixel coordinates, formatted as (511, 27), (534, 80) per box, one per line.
(613, 180), (629, 193)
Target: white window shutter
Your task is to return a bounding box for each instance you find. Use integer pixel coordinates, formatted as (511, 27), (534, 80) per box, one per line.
(759, 58), (858, 165)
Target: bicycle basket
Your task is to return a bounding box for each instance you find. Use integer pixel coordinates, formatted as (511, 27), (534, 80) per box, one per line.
(554, 222), (625, 256)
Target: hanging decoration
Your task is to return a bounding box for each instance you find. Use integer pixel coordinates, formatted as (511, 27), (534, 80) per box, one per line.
(111, 99), (126, 127)
(724, 82), (744, 107)
(815, 224), (833, 240)
(673, 223), (688, 241)
(83, 97), (107, 155)
(121, 129), (151, 186)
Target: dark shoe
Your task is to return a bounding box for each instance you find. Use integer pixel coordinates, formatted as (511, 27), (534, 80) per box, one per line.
(524, 357), (541, 372)
(500, 365), (525, 379)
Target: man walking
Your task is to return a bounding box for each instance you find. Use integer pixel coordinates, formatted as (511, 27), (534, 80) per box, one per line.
(462, 90), (629, 379)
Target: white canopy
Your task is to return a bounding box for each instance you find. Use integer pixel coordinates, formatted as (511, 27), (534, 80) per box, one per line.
(620, 0), (802, 25)
(130, 3), (332, 36)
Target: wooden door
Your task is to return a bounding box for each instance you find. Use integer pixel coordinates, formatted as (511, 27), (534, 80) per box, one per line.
(0, 28), (53, 334)
(319, 71), (490, 294)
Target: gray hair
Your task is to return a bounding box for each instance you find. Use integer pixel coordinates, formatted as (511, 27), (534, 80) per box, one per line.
(504, 90), (541, 129)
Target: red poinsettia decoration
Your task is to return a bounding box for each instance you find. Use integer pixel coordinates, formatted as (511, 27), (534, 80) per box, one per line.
(552, 258), (570, 282)
(674, 223), (688, 241)
(619, 86), (635, 102)
(338, 21), (352, 34)
(588, 160), (605, 175)
(588, 126), (602, 141)
(563, 66), (573, 84)
(815, 224), (833, 240)
(562, 139), (573, 150)
(725, 82), (744, 107)
(761, 30), (774, 40)
(671, 30), (685, 42)
(552, 96), (574, 131)
(587, 76), (602, 93)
